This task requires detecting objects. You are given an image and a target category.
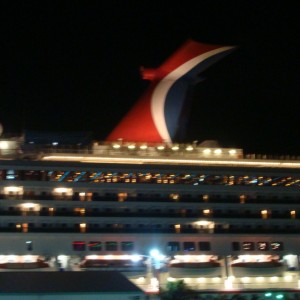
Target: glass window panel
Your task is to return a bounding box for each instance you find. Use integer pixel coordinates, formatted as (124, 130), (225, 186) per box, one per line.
(88, 241), (102, 251)
(72, 241), (86, 251)
(106, 241), (118, 251)
(199, 241), (211, 251)
(257, 242), (269, 251)
(242, 242), (254, 251)
(271, 242), (283, 251)
(232, 242), (240, 251)
(121, 241), (134, 251)
(167, 241), (180, 252)
(183, 242), (195, 251)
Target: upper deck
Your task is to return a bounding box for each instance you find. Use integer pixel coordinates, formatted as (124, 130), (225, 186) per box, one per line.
(2, 137), (300, 173)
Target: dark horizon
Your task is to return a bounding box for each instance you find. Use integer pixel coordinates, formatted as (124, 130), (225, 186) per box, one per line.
(0, 1), (298, 155)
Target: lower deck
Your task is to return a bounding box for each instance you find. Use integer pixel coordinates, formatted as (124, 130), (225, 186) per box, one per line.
(0, 232), (300, 293)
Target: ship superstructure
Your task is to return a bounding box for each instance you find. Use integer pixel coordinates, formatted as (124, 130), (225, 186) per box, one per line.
(1, 140), (300, 292)
(0, 40), (299, 294)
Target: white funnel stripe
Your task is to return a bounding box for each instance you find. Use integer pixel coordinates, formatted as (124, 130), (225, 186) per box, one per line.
(151, 46), (234, 143)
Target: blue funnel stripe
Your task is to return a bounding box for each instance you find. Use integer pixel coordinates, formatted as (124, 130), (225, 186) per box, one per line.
(164, 49), (234, 141)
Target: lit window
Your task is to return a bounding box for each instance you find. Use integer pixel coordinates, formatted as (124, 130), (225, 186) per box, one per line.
(257, 242), (269, 251)
(6, 170), (18, 180)
(203, 195), (209, 201)
(22, 223), (28, 233)
(170, 193), (180, 201)
(271, 242), (283, 251)
(79, 223), (86, 233)
(4, 186), (23, 194)
(261, 210), (269, 219)
(174, 224), (181, 233)
(203, 209), (211, 215)
(74, 208), (85, 215)
(242, 242), (254, 251)
(240, 195), (246, 203)
(26, 241), (33, 251)
(118, 192), (127, 202)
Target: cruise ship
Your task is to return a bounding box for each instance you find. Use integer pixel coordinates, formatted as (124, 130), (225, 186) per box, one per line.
(1, 40), (300, 295)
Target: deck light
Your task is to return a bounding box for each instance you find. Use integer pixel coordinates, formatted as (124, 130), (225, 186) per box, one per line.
(149, 249), (159, 258)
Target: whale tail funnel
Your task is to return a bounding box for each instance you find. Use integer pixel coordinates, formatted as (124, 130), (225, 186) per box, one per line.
(106, 40), (235, 143)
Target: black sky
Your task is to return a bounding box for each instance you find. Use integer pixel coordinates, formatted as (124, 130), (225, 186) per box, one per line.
(0, 1), (299, 155)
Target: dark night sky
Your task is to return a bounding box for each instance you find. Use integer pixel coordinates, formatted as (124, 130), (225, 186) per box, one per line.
(0, 1), (299, 155)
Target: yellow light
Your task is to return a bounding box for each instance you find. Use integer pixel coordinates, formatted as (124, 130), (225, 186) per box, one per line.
(203, 195), (209, 201)
(284, 275), (293, 282)
(255, 277), (265, 282)
(212, 277), (221, 282)
(194, 220), (212, 226)
(157, 145), (165, 150)
(214, 149), (222, 155)
(140, 145), (148, 150)
(54, 187), (68, 193)
(203, 149), (211, 154)
(203, 209), (210, 215)
(167, 277), (176, 282)
(22, 203), (35, 209)
(270, 276), (279, 282)
(80, 223), (86, 228)
(0, 141), (9, 149)
(5, 186), (23, 193)
(170, 193), (180, 200)
(240, 195), (246, 203)
(186, 145), (193, 151)
(42, 155), (300, 170)
(86, 255), (98, 260)
(229, 149), (236, 155)
(128, 145), (136, 149)
(172, 145), (179, 151)
(112, 144), (121, 149)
